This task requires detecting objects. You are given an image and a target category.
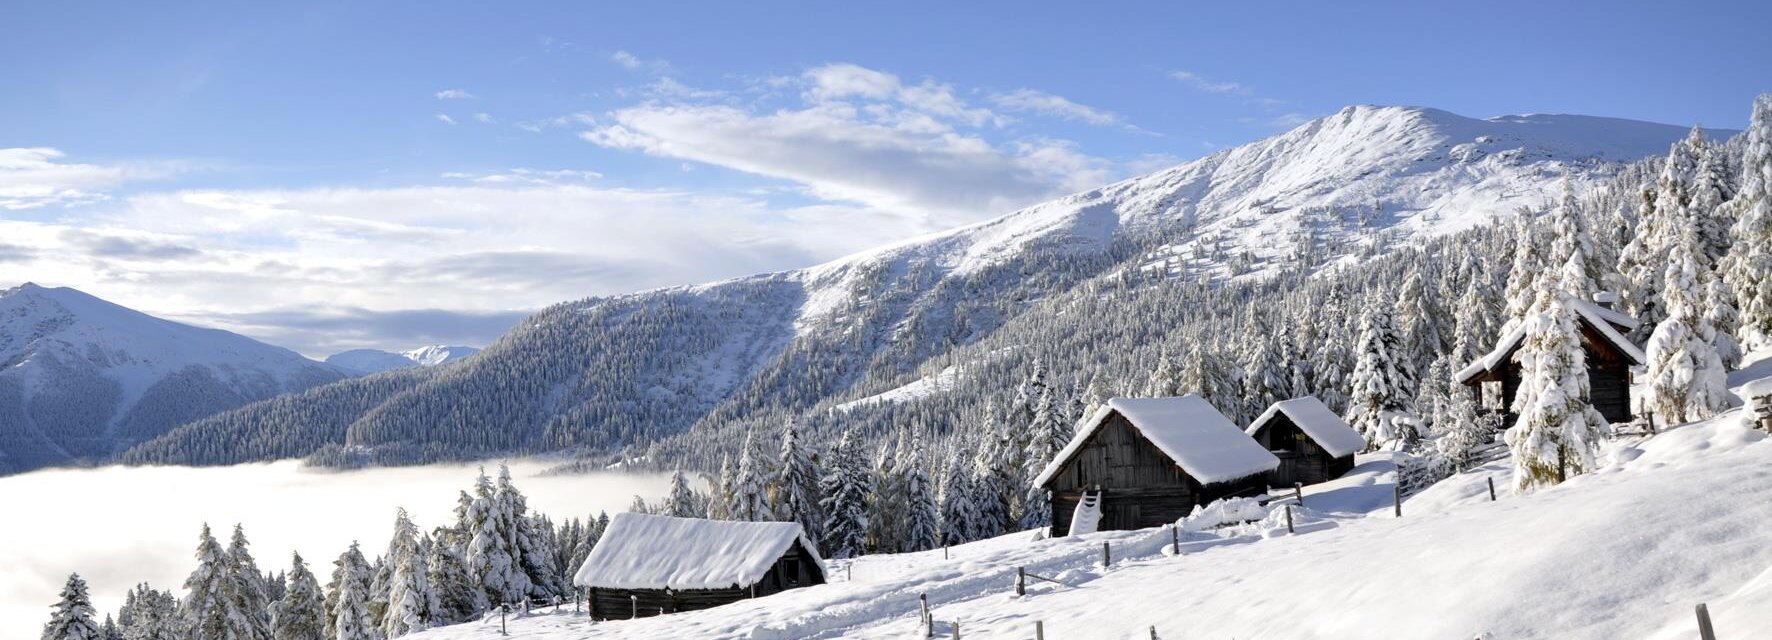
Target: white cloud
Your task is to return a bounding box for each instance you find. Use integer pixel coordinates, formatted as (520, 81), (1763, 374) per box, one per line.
(0, 148), (177, 210)
(473, 112), (494, 123)
(803, 63), (1000, 127)
(1170, 70), (1250, 96)
(989, 88), (1122, 126)
(609, 50), (669, 73)
(434, 114), (457, 125)
(434, 89), (476, 100)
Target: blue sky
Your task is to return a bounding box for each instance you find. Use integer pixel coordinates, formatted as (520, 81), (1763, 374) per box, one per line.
(2, 0), (1769, 356)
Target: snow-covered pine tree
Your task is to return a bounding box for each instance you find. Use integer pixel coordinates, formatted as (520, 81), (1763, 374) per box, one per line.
(1691, 132), (1735, 262)
(773, 421), (824, 545)
(381, 509), (435, 638)
(1502, 211), (1547, 330)
(1452, 273), (1502, 367)
(464, 469), (522, 609)
(1643, 229), (1732, 424)
(1241, 336), (1290, 424)
(100, 617), (120, 640)
(494, 466), (557, 601)
(1345, 307), (1417, 449)
(117, 584), (178, 640)
(1398, 262), (1448, 364)
(425, 527), (481, 624)
(867, 434), (907, 553)
(937, 444), (979, 546)
(181, 524), (260, 640)
(1018, 379), (1070, 531)
(41, 573), (101, 640)
(1311, 335), (1352, 414)
(1547, 179), (1602, 297)
(328, 548), (374, 640)
(1413, 355), (1453, 438)
(1506, 268), (1610, 491)
(1434, 386), (1493, 473)
(900, 434), (939, 552)
(225, 526), (272, 640)
(1725, 95), (1772, 348)
(1706, 276), (1744, 370)
(817, 427), (872, 559)
(323, 542), (372, 640)
(1143, 349), (1182, 397)
(274, 553), (326, 640)
(730, 430), (771, 522)
(665, 469), (698, 518)
(1622, 128), (1704, 339)
(707, 456), (734, 521)
(969, 415), (1016, 538)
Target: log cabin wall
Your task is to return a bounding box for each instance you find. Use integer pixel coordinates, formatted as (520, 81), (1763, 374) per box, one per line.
(1046, 412), (1264, 537)
(1249, 414), (1355, 486)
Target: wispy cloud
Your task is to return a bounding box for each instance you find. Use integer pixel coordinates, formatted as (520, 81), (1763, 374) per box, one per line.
(473, 112), (494, 124)
(0, 147), (181, 210)
(1170, 70), (1249, 96)
(434, 114), (457, 125)
(434, 89), (476, 100)
(989, 89), (1123, 127)
(609, 50), (669, 73)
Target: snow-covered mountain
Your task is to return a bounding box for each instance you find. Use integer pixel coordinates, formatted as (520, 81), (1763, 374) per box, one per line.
(123, 105), (1703, 468)
(0, 283), (343, 474)
(326, 345), (480, 376)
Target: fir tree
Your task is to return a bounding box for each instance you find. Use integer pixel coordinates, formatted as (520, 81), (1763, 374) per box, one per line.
(1547, 180), (1602, 297)
(117, 584), (177, 640)
(464, 469), (522, 608)
(381, 509), (435, 638)
(1434, 388), (1493, 472)
(937, 447), (979, 546)
(41, 573), (101, 640)
(425, 529), (480, 623)
(1726, 95), (1772, 347)
(707, 456), (734, 521)
(274, 553), (326, 640)
(665, 470), (699, 518)
(493, 466), (557, 601)
(224, 525), (272, 640)
(774, 422), (824, 545)
(328, 548), (374, 640)
(730, 430), (771, 522)
(1644, 230), (1732, 424)
(817, 427), (872, 559)
(1345, 308), (1417, 449)
(1507, 274), (1610, 491)
(1018, 378), (1070, 531)
(181, 524), (263, 640)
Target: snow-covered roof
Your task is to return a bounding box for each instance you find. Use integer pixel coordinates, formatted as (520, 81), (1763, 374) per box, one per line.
(1246, 396), (1367, 458)
(1454, 300), (1646, 384)
(571, 513), (826, 591)
(1033, 396), (1279, 488)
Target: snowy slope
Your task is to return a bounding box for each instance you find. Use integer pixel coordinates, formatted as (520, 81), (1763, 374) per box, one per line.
(127, 106), (1704, 468)
(413, 401), (1772, 639)
(325, 345), (480, 376)
(0, 283), (342, 473)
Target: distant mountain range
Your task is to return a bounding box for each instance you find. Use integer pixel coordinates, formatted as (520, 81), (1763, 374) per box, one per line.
(326, 345), (481, 376)
(112, 105), (1711, 470)
(0, 283), (344, 474)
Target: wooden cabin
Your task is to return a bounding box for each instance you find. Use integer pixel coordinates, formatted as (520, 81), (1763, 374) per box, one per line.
(1455, 299), (1644, 425)
(571, 513), (826, 619)
(1034, 395), (1279, 538)
(1246, 396), (1366, 487)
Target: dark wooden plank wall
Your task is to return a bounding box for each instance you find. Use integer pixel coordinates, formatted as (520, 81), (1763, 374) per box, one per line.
(1468, 320), (1636, 426)
(1250, 414), (1354, 486)
(1046, 412), (1266, 536)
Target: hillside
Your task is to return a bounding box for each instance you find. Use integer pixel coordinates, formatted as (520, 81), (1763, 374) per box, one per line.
(326, 345), (481, 376)
(411, 384), (1772, 638)
(122, 106), (1703, 469)
(0, 283), (343, 474)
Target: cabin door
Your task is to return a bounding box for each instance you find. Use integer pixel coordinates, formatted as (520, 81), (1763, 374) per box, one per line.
(1100, 499), (1141, 531)
(1271, 452), (1299, 487)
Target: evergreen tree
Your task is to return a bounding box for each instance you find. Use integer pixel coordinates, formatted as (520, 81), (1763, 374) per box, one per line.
(937, 447), (979, 546)
(381, 509), (435, 638)
(1547, 180), (1602, 297)
(866, 435), (907, 553)
(1507, 274), (1610, 491)
(495, 466), (557, 601)
(181, 524), (264, 640)
(224, 525), (272, 640)
(117, 584), (177, 640)
(327, 548), (374, 640)
(664, 469), (699, 518)
(730, 430), (771, 522)
(425, 528), (481, 623)
(463, 469), (522, 608)
(901, 439), (940, 552)
(1725, 95), (1772, 347)
(773, 422), (824, 545)
(274, 553), (326, 640)
(1502, 211), (1547, 329)
(100, 617), (121, 640)
(1644, 230), (1732, 424)
(1143, 349), (1182, 396)
(1452, 273), (1501, 366)
(41, 573), (101, 640)
(1345, 308), (1417, 449)
(817, 427), (872, 559)
(1018, 379), (1070, 531)
(1434, 388), (1493, 472)
(1398, 263), (1448, 363)
(707, 456), (734, 521)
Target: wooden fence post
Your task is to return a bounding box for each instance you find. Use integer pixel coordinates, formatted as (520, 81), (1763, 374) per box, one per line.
(1036, 620), (1045, 640)
(952, 621), (961, 639)
(1016, 567), (1026, 596)
(500, 604), (508, 636)
(1293, 482), (1304, 507)
(944, 546), (949, 560)
(630, 594), (637, 619)
(1285, 505), (1294, 534)
(1171, 525), (1180, 555)
(1696, 603), (1716, 640)
(1393, 484), (1402, 518)
(920, 593), (932, 638)
(1102, 542), (1111, 567)
(1150, 624), (1158, 639)
(1487, 477), (1496, 502)
(847, 564), (852, 581)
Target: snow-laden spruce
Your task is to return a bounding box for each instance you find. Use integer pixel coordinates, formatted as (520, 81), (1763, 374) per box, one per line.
(41, 573), (101, 640)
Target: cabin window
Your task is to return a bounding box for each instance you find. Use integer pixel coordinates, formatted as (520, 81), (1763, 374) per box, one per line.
(779, 557), (801, 587)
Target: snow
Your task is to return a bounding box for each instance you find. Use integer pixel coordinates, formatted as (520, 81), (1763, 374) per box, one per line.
(832, 365), (960, 411)
(1455, 299), (1645, 383)
(1032, 396), (1279, 487)
(1247, 396), (1368, 457)
(416, 354), (1772, 640)
(326, 345), (481, 376)
(571, 514), (826, 591)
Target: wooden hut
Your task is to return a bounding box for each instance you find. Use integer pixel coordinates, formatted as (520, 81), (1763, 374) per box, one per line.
(571, 513), (826, 619)
(1246, 396), (1366, 487)
(1455, 299), (1644, 425)
(1034, 395), (1279, 538)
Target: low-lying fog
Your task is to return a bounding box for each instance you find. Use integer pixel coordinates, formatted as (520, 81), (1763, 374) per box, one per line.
(0, 460), (673, 640)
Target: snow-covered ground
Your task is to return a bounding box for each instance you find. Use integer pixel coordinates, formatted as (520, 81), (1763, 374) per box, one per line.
(416, 375), (1772, 639)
